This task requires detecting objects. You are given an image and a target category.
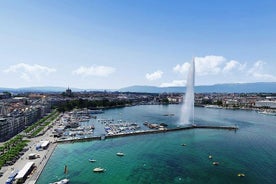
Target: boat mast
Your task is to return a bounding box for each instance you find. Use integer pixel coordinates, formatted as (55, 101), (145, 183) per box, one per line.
(192, 58), (195, 125)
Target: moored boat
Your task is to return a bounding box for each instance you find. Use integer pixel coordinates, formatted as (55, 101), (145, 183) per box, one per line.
(258, 110), (276, 116)
(93, 167), (105, 172)
(89, 159), (96, 162)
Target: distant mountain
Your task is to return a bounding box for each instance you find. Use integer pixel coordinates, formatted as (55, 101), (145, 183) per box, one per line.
(119, 82), (276, 93)
(0, 86), (82, 93)
(0, 82), (275, 93)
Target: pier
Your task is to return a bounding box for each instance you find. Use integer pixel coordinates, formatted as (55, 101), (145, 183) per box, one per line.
(56, 125), (238, 144)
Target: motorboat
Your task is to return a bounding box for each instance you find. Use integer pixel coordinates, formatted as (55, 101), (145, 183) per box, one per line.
(93, 167), (105, 172)
(116, 152), (125, 156)
(208, 155), (212, 159)
(237, 173), (245, 177)
(89, 159), (96, 162)
(181, 144), (187, 146)
(50, 178), (69, 184)
(258, 110), (276, 116)
(212, 162), (219, 166)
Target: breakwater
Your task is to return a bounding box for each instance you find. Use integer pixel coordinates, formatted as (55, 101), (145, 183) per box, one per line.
(56, 125), (238, 144)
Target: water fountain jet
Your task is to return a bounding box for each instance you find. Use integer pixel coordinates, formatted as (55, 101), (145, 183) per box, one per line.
(179, 58), (195, 125)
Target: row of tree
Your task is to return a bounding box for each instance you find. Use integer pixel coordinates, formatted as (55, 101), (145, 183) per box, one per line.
(0, 135), (29, 169)
(55, 98), (132, 112)
(24, 110), (59, 137)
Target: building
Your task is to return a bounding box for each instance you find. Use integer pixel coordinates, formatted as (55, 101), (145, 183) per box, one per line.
(0, 103), (50, 142)
(255, 100), (276, 108)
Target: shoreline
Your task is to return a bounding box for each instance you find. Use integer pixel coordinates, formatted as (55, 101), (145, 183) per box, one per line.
(26, 143), (57, 184)
(0, 106), (239, 184)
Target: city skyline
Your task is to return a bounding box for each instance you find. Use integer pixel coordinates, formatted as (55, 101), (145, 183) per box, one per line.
(1, 1), (276, 89)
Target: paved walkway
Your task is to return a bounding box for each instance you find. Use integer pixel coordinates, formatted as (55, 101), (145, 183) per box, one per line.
(26, 143), (57, 184)
(0, 117), (60, 184)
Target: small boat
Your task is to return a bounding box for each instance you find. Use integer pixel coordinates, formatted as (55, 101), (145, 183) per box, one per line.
(89, 159), (96, 162)
(93, 167), (105, 172)
(208, 155), (212, 159)
(181, 144), (187, 146)
(116, 152), (125, 156)
(237, 173), (245, 177)
(213, 162), (219, 166)
(50, 178), (69, 184)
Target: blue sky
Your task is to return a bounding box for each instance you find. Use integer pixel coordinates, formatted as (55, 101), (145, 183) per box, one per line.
(1, 0), (276, 89)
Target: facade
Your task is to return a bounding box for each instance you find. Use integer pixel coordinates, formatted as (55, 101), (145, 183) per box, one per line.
(0, 101), (51, 142)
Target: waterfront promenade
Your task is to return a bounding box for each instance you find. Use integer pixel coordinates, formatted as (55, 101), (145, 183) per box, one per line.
(0, 121), (58, 184)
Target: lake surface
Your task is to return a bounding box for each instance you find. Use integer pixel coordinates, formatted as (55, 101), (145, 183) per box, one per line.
(37, 105), (276, 184)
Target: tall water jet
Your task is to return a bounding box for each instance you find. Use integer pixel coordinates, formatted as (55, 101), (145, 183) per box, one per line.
(180, 58), (195, 125)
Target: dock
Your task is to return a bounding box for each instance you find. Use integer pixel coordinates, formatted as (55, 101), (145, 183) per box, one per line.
(56, 125), (238, 144)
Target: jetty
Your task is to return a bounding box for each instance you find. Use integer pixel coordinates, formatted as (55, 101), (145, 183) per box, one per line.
(56, 125), (238, 144)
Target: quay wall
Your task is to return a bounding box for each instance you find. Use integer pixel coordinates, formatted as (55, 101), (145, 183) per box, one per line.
(56, 125), (238, 144)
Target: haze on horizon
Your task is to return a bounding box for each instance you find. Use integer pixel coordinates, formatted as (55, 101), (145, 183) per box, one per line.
(1, 0), (276, 89)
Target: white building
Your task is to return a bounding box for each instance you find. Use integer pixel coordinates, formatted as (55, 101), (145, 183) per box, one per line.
(255, 100), (276, 108)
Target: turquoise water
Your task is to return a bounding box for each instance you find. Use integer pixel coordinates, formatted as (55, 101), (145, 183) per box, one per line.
(37, 105), (276, 184)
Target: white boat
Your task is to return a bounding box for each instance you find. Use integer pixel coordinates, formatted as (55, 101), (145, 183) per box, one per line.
(93, 167), (105, 172)
(116, 152), (125, 156)
(237, 173), (245, 177)
(89, 159), (96, 162)
(204, 105), (223, 109)
(258, 110), (276, 116)
(213, 162), (219, 166)
(50, 178), (69, 184)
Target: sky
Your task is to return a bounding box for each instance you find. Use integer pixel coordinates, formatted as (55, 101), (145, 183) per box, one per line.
(0, 0), (276, 89)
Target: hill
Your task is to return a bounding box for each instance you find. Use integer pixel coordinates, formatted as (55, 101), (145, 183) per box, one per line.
(0, 82), (275, 93)
(119, 82), (276, 93)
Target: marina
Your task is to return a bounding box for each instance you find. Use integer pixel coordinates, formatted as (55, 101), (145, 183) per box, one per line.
(51, 108), (238, 144)
(35, 105), (276, 184)
(56, 124), (238, 143)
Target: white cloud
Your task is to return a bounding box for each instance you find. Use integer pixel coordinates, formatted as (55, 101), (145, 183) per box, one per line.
(195, 55), (226, 75)
(145, 70), (163, 81)
(223, 60), (245, 72)
(247, 61), (276, 81)
(173, 63), (190, 75)
(4, 63), (56, 81)
(160, 80), (186, 87)
(169, 56), (276, 86)
(173, 55), (226, 76)
(72, 65), (116, 77)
